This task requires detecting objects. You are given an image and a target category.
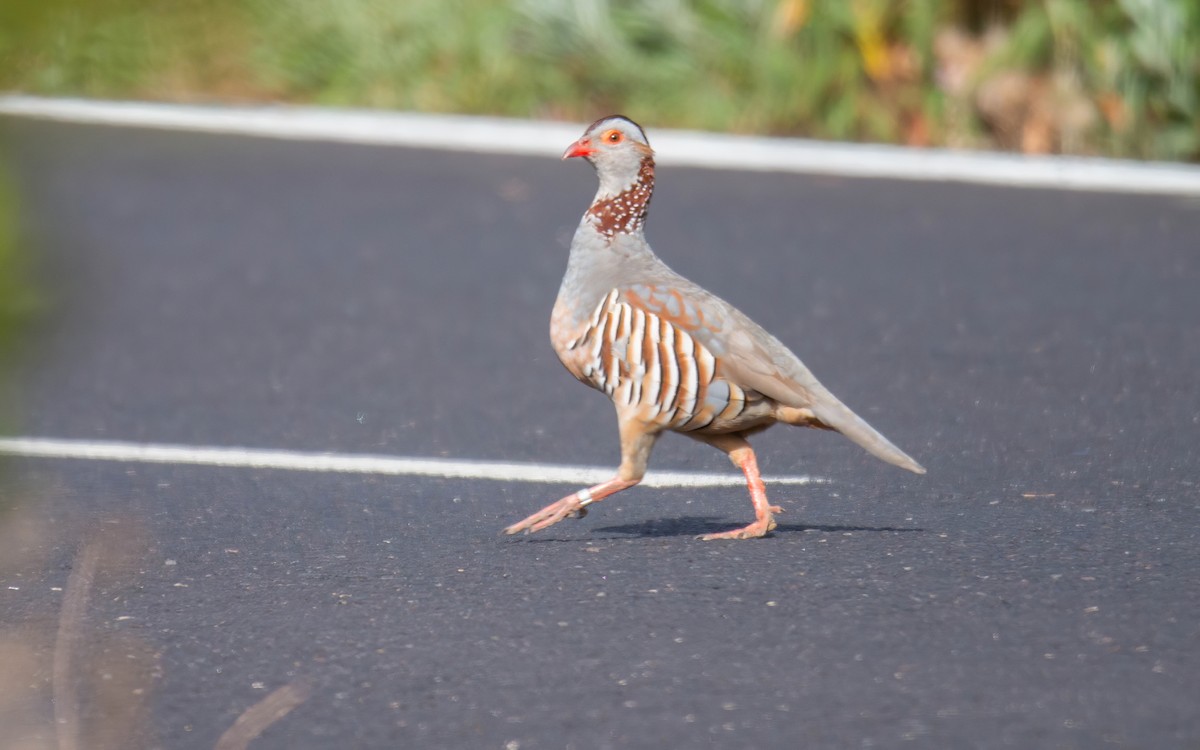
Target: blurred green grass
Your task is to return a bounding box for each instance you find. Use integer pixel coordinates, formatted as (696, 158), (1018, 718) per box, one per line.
(0, 153), (43, 438)
(0, 0), (1198, 160)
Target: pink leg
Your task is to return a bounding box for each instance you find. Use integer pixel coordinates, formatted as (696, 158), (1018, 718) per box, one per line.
(504, 418), (658, 536)
(502, 476), (638, 535)
(697, 437), (783, 541)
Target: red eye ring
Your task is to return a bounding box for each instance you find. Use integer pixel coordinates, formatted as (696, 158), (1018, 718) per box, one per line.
(603, 129), (624, 144)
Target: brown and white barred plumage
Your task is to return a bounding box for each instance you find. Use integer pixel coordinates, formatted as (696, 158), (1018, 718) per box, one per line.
(565, 288), (771, 434)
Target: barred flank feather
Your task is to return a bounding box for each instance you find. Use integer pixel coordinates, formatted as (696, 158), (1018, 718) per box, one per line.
(570, 289), (766, 433)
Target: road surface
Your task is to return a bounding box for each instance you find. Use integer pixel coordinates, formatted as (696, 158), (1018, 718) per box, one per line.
(1, 115), (1198, 749)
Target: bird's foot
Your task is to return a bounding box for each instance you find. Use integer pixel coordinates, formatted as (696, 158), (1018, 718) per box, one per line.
(697, 506), (782, 541)
(503, 496), (588, 536)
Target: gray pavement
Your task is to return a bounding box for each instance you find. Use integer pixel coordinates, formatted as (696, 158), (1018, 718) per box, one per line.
(1, 117), (1198, 749)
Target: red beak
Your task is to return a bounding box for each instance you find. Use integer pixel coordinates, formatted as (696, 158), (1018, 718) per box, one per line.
(562, 137), (596, 160)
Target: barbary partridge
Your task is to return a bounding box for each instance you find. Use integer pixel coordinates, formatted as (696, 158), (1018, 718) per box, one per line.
(504, 115), (925, 540)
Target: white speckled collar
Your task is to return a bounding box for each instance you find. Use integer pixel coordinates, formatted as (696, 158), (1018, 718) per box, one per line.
(585, 156), (655, 238)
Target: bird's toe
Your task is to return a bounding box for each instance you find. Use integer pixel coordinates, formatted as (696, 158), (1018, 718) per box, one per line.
(696, 513), (778, 541)
(504, 497), (587, 536)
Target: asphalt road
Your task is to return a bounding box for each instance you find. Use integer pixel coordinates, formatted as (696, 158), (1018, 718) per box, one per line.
(1, 117), (1198, 749)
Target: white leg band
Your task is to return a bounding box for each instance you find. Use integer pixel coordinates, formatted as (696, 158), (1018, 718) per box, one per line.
(576, 488), (595, 507)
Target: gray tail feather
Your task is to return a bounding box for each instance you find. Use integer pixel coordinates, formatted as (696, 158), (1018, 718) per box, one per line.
(812, 398), (926, 474)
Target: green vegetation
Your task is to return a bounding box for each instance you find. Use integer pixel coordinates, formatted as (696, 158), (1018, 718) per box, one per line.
(0, 159), (40, 360)
(1, 0), (1197, 160)
(0, 155), (43, 438)
(0, 152), (42, 516)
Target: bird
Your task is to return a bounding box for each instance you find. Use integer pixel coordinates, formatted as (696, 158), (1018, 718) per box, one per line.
(503, 115), (925, 540)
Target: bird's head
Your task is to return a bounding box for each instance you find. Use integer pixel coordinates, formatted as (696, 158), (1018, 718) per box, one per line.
(563, 115), (654, 196)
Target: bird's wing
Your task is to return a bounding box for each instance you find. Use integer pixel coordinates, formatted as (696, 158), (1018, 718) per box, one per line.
(620, 281), (825, 407)
(620, 281), (925, 473)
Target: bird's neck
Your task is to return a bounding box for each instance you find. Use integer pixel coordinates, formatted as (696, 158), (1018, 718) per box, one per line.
(585, 156), (655, 238)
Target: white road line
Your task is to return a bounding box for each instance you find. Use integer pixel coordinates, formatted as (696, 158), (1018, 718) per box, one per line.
(2, 95), (1198, 196)
(0, 437), (825, 488)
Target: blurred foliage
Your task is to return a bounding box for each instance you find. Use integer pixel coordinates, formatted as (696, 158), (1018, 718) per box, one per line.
(0, 150), (43, 519)
(0, 0), (1197, 159)
(0, 153), (43, 419)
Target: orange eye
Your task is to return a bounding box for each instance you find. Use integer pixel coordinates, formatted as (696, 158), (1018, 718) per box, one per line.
(603, 129), (624, 144)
